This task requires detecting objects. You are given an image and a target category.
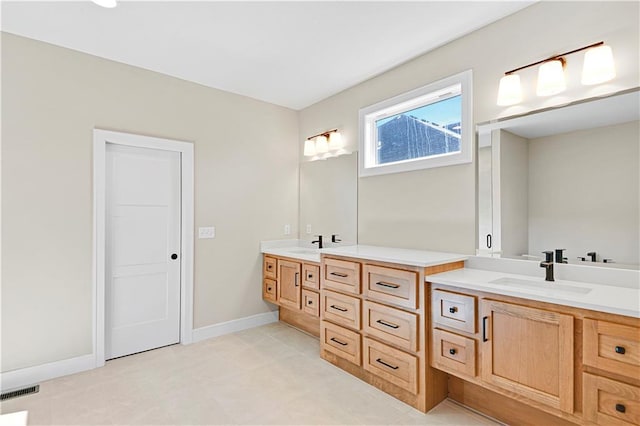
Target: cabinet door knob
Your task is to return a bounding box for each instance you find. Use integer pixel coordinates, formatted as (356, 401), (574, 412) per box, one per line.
(308, 300), (313, 305)
(267, 265), (272, 269)
(308, 274), (313, 279)
(267, 287), (272, 291)
(616, 404), (626, 413)
(171, 253), (178, 260)
(449, 348), (456, 355)
(615, 346), (626, 354)
(449, 306), (457, 314)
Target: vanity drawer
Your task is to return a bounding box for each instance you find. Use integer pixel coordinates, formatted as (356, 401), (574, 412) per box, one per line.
(363, 265), (418, 309)
(432, 328), (476, 378)
(321, 321), (361, 366)
(323, 258), (361, 295)
(302, 289), (319, 317)
(363, 337), (418, 394)
(263, 256), (277, 279)
(584, 319), (640, 379)
(584, 373), (640, 426)
(322, 290), (361, 330)
(303, 263), (320, 290)
(263, 278), (277, 303)
(432, 289), (476, 334)
(363, 300), (418, 352)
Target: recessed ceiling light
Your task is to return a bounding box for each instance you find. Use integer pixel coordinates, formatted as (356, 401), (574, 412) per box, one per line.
(92, 0), (117, 8)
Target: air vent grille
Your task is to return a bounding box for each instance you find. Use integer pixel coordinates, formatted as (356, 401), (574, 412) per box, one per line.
(0, 384), (39, 401)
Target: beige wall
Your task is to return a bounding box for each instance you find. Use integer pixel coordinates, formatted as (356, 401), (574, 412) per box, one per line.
(1, 33), (299, 372)
(299, 1), (639, 253)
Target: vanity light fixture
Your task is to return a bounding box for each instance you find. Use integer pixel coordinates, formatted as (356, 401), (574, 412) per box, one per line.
(91, 0), (117, 8)
(496, 41), (616, 106)
(303, 129), (350, 160)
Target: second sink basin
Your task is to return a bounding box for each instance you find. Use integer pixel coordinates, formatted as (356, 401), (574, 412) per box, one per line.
(489, 277), (592, 294)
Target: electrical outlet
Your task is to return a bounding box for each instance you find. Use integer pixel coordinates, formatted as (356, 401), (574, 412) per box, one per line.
(306, 224), (312, 234)
(284, 224), (291, 235)
(198, 227), (215, 239)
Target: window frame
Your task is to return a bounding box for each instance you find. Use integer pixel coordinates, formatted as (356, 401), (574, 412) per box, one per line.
(358, 69), (473, 177)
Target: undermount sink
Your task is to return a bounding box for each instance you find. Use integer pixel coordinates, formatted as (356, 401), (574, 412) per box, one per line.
(489, 277), (592, 294)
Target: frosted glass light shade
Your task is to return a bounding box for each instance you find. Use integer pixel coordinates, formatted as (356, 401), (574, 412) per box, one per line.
(303, 139), (316, 157)
(537, 60), (566, 96)
(315, 135), (328, 153)
(582, 45), (616, 85)
(497, 74), (522, 106)
(328, 131), (343, 151)
(92, 0), (117, 7)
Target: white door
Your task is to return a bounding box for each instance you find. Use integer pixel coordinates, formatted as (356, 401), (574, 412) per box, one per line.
(105, 143), (181, 359)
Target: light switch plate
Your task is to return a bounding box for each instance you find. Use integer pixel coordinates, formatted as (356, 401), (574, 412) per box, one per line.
(284, 224), (291, 235)
(306, 224), (312, 234)
(198, 227), (215, 239)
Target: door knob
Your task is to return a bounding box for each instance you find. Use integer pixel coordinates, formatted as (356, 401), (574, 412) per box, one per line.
(171, 253), (178, 260)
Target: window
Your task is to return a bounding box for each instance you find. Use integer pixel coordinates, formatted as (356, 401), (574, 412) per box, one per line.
(359, 70), (472, 177)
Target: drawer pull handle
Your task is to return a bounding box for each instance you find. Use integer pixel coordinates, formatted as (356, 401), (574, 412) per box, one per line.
(295, 272), (299, 287)
(376, 319), (400, 329)
(449, 348), (457, 355)
(330, 305), (348, 312)
(376, 281), (400, 289)
(376, 358), (399, 370)
(330, 272), (349, 278)
(615, 404), (626, 413)
(448, 306), (457, 314)
(615, 346), (626, 355)
(330, 337), (348, 346)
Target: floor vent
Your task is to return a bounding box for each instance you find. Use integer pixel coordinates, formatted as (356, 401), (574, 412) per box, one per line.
(0, 384), (39, 401)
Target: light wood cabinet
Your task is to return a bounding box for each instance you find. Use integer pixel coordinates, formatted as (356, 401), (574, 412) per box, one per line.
(584, 373), (640, 426)
(322, 290), (361, 330)
(432, 289), (476, 334)
(276, 259), (302, 310)
(302, 289), (319, 317)
(584, 318), (640, 379)
(432, 328), (476, 378)
(323, 258), (361, 295)
(363, 337), (418, 394)
(480, 300), (574, 413)
(263, 256), (277, 279)
(363, 264), (418, 309)
(363, 300), (418, 352)
(303, 264), (320, 290)
(321, 320), (361, 366)
(263, 278), (277, 303)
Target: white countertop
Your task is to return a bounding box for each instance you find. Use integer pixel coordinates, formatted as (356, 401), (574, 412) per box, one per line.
(427, 267), (640, 318)
(320, 245), (469, 268)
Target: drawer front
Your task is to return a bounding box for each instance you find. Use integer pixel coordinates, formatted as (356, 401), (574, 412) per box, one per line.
(323, 258), (361, 295)
(302, 289), (320, 317)
(263, 278), (277, 303)
(322, 290), (361, 330)
(584, 373), (640, 426)
(363, 300), (418, 352)
(363, 337), (418, 394)
(363, 265), (418, 309)
(432, 289), (476, 334)
(584, 319), (640, 379)
(321, 321), (361, 366)
(432, 328), (476, 378)
(303, 264), (320, 290)
(264, 256), (277, 279)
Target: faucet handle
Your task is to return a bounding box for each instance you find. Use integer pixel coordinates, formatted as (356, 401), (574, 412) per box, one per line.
(542, 251), (554, 262)
(554, 249), (567, 263)
(331, 234), (342, 243)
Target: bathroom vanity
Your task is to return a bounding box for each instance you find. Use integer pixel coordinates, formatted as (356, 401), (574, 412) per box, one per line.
(261, 243), (639, 426)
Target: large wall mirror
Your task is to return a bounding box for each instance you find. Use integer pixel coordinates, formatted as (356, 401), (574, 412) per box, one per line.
(477, 89), (639, 270)
(299, 153), (357, 246)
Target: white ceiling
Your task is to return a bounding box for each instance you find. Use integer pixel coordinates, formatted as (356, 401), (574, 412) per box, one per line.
(1, 1), (533, 110)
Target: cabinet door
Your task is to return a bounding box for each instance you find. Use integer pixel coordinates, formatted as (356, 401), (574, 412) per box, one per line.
(480, 300), (574, 413)
(277, 259), (301, 310)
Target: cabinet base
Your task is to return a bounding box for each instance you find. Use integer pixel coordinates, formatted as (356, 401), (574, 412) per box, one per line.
(448, 376), (577, 426)
(279, 307), (320, 338)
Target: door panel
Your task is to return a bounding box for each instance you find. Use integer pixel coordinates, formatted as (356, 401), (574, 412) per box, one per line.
(106, 144), (181, 359)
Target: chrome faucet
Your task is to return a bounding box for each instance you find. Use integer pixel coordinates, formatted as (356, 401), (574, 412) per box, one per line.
(311, 235), (323, 249)
(540, 251), (555, 282)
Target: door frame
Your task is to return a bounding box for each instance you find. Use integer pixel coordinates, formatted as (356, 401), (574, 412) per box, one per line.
(93, 129), (194, 367)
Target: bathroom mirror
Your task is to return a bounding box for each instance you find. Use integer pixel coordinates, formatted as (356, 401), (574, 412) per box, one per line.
(299, 153), (358, 246)
(477, 88), (640, 269)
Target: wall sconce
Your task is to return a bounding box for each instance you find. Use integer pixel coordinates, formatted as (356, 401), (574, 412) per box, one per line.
(303, 129), (349, 160)
(497, 41), (616, 106)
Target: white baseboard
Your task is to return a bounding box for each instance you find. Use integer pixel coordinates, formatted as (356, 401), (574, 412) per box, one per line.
(192, 311), (279, 343)
(0, 354), (95, 392)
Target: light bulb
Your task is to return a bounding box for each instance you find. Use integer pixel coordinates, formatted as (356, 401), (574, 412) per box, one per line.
(315, 135), (328, 153)
(92, 0), (117, 8)
(537, 59), (566, 96)
(328, 131), (343, 151)
(303, 139), (316, 157)
(582, 45), (616, 85)
(497, 74), (522, 106)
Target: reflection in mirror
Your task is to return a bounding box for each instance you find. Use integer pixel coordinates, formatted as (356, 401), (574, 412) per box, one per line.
(299, 153), (357, 246)
(477, 89), (639, 270)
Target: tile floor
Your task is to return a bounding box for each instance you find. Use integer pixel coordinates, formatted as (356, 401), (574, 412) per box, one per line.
(1, 322), (501, 425)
